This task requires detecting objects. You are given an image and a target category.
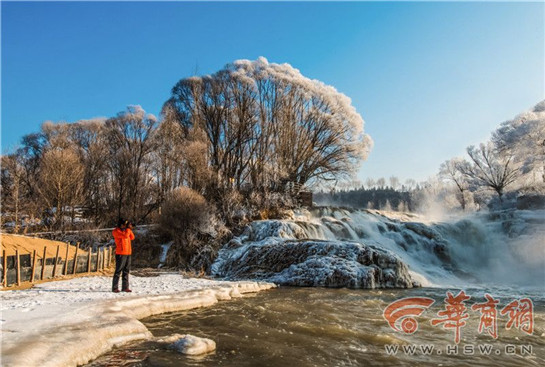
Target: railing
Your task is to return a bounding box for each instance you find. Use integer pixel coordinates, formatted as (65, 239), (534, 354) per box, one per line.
(1, 243), (114, 288)
(2, 224), (154, 236)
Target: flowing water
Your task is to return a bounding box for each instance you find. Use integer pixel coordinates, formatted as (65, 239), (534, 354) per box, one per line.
(211, 208), (545, 288)
(89, 286), (544, 366)
(88, 208), (545, 366)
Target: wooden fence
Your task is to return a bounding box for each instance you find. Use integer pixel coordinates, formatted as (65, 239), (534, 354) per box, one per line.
(1, 243), (114, 288)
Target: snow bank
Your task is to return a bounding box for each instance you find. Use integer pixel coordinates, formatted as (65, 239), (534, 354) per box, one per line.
(0, 274), (275, 367)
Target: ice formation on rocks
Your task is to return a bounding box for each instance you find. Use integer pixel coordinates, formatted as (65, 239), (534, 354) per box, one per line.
(213, 207), (545, 288)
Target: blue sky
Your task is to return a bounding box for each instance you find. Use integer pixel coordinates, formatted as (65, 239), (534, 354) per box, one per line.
(2, 1), (543, 182)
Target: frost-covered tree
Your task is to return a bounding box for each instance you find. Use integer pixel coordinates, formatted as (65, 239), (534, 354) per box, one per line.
(1, 154), (25, 232)
(104, 105), (158, 221)
(182, 125), (211, 193)
(404, 178), (416, 191)
(165, 57), (372, 199)
(389, 176), (400, 190)
(6, 122), (89, 227)
(460, 142), (518, 202)
(439, 158), (471, 210)
(492, 100), (545, 190)
(37, 147), (84, 230)
(436, 100), (545, 210)
(151, 106), (186, 202)
(69, 118), (110, 224)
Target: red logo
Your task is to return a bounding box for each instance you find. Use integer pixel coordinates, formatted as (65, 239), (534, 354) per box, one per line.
(384, 292), (534, 343)
(500, 298), (534, 335)
(383, 297), (435, 334)
(472, 293), (500, 339)
(431, 290), (471, 344)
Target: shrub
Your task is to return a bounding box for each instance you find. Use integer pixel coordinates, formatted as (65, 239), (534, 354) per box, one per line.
(159, 187), (215, 236)
(158, 187), (227, 269)
(218, 189), (247, 227)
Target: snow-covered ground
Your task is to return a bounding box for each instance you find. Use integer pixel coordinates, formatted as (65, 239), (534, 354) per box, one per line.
(0, 273), (275, 367)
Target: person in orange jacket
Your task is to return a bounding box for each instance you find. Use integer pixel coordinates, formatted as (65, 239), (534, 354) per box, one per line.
(112, 218), (135, 292)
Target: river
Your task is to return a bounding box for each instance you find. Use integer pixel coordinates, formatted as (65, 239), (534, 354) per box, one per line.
(88, 208), (544, 366)
(88, 285), (544, 366)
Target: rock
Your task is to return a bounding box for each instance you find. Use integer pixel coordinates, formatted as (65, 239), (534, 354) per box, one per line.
(247, 220), (306, 241)
(213, 239), (415, 289)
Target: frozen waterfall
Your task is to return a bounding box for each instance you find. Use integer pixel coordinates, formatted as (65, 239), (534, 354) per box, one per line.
(211, 207), (545, 289)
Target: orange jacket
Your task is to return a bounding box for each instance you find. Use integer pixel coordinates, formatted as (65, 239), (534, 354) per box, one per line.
(112, 228), (135, 255)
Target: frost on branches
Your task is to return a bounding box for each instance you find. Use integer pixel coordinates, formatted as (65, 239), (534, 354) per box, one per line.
(165, 57), (373, 193)
(438, 100), (545, 210)
(492, 100), (545, 189)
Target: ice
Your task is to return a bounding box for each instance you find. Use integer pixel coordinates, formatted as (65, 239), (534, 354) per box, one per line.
(212, 207), (545, 289)
(158, 334), (216, 355)
(0, 274), (275, 367)
(158, 242), (173, 268)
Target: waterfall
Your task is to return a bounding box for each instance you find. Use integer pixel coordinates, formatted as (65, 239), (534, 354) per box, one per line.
(211, 207), (545, 289)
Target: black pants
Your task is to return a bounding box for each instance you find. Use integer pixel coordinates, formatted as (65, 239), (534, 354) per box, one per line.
(112, 254), (131, 291)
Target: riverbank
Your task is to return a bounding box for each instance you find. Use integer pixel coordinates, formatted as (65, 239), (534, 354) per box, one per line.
(0, 273), (275, 366)
(91, 286), (545, 367)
